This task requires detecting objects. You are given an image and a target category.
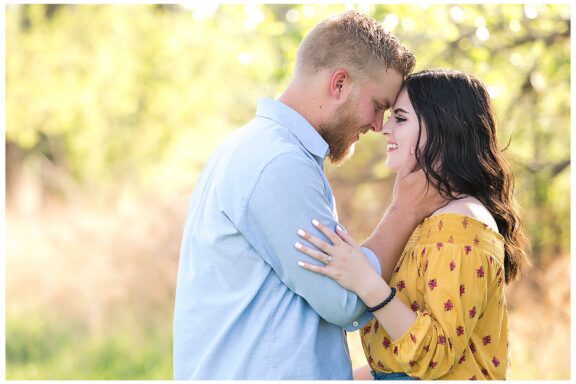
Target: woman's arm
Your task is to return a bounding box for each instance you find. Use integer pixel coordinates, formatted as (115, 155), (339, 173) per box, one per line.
(296, 220), (416, 340)
(353, 364), (374, 380)
(296, 221), (495, 379)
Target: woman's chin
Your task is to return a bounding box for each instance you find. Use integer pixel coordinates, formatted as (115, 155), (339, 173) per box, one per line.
(385, 161), (401, 173)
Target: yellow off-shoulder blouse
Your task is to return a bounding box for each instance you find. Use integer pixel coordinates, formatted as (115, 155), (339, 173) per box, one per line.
(361, 213), (509, 380)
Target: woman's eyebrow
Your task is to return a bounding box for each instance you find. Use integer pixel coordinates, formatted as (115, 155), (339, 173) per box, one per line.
(393, 107), (409, 114)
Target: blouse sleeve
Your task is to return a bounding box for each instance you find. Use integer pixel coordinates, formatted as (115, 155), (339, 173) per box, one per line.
(390, 241), (494, 379)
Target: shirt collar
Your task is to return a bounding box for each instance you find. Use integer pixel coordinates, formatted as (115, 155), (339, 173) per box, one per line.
(255, 97), (330, 162)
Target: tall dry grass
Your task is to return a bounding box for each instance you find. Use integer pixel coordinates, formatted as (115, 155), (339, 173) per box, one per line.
(5, 189), (570, 379)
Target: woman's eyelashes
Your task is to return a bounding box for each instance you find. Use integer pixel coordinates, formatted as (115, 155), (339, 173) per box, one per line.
(394, 115), (407, 123)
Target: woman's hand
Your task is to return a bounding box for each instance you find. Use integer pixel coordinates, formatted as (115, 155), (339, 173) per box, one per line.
(392, 147), (449, 222)
(295, 219), (383, 297)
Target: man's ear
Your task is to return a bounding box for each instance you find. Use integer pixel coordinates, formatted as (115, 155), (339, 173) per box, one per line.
(329, 69), (348, 100)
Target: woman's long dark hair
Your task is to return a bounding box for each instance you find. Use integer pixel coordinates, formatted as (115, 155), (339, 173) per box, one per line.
(405, 69), (530, 283)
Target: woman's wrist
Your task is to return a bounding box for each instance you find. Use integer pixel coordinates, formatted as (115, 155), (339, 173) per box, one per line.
(357, 274), (392, 308)
(388, 202), (424, 228)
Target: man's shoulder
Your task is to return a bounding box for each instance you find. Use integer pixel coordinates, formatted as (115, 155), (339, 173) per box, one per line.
(226, 119), (315, 170)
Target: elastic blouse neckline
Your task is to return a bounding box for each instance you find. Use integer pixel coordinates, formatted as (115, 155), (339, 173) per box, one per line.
(406, 213), (506, 264)
(423, 212), (505, 241)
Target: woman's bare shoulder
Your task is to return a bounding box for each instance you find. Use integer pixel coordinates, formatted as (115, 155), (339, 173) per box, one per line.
(431, 196), (499, 232)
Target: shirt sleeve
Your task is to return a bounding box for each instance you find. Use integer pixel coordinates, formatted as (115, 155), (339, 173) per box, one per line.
(239, 151), (381, 329)
(390, 241), (492, 379)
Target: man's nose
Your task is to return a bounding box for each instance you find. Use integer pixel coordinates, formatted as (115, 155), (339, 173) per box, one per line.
(371, 117), (383, 133)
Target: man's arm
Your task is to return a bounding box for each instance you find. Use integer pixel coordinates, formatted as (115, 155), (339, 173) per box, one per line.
(363, 154), (448, 282)
(362, 205), (420, 283)
(238, 151), (379, 328)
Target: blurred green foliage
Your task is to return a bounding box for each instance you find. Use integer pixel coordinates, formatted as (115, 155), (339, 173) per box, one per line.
(5, 3), (570, 380)
(7, 312), (171, 378)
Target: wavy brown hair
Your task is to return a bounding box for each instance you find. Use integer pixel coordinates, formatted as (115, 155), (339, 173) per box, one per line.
(406, 69), (530, 283)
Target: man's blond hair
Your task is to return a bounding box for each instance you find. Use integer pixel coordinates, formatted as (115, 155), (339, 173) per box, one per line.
(295, 10), (415, 80)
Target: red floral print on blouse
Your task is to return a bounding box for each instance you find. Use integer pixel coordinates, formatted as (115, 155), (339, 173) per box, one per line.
(476, 266), (485, 278)
(396, 280), (406, 292)
(492, 357), (500, 367)
(382, 337), (391, 349)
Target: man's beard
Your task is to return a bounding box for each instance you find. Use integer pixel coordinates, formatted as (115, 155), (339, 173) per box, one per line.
(319, 100), (367, 165)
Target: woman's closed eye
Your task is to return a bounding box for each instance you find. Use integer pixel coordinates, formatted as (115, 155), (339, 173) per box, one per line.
(394, 115), (407, 123)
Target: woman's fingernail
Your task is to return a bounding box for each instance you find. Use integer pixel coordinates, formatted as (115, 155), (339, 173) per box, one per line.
(295, 242), (303, 249)
(297, 229), (305, 236)
(336, 225), (345, 233)
(297, 261), (305, 267)
(312, 219), (319, 226)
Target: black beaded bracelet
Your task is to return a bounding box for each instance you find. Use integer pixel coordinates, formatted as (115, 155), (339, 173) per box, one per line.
(366, 287), (396, 313)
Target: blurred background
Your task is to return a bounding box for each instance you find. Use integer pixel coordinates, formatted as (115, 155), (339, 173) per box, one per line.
(5, 3), (570, 380)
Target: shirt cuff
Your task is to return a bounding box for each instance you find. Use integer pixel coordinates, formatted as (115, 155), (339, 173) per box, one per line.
(341, 247), (382, 332)
(361, 246), (382, 276)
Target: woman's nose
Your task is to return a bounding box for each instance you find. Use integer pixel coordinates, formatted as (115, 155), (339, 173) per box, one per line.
(382, 120), (392, 135)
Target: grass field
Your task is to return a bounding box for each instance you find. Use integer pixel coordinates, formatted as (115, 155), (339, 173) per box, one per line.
(5, 194), (570, 379)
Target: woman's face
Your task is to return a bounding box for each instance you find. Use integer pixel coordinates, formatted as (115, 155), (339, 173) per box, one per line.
(382, 87), (426, 172)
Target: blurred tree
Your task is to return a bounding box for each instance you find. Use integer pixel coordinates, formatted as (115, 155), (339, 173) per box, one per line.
(6, 2), (569, 263)
(6, 3), (570, 262)
(5, 3), (570, 380)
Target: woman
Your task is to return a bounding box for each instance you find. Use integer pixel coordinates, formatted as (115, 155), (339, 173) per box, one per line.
(295, 70), (530, 380)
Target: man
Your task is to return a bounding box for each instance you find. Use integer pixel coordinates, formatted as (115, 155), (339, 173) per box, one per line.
(173, 10), (444, 379)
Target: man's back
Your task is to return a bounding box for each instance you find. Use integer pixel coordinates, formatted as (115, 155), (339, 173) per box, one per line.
(173, 99), (379, 379)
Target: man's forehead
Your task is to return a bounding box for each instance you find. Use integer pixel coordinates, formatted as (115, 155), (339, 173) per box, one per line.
(378, 85), (402, 108)
(376, 70), (403, 103)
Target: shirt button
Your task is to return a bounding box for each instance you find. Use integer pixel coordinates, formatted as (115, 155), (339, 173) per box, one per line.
(352, 321), (359, 327)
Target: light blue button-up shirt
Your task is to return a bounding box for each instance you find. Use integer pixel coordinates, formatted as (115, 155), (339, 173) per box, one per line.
(173, 98), (381, 380)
